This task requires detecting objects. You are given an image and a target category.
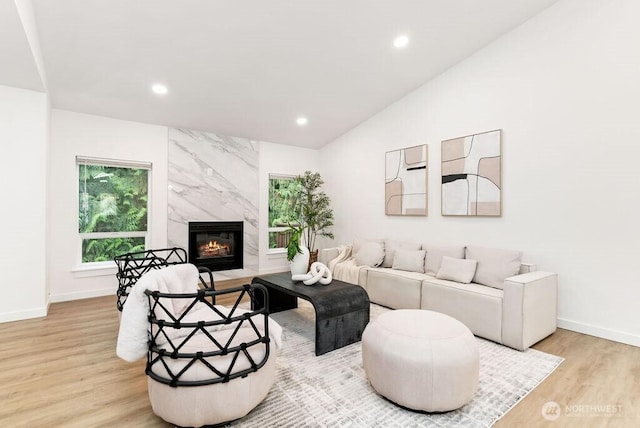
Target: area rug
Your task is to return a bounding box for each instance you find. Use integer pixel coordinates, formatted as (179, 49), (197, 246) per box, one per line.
(231, 302), (563, 427)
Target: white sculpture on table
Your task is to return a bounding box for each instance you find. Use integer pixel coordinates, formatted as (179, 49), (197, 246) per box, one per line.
(291, 262), (332, 286)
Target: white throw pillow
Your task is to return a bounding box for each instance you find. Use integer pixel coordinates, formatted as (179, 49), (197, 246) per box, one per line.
(465, 246), (522, 289)
(436, 256), (477, 284)
(354, 241), (385, 267)
(423, 245), (466, 276)
(353, 237), (384, 255)
(382, 239), (422, 268)
(392, 249), (426, 273)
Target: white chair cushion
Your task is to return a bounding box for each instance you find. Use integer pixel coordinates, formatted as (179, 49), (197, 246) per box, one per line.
(148, 327), (277, 427)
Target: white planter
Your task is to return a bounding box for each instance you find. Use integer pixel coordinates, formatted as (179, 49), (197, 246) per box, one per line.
(289, 245), (310, 276)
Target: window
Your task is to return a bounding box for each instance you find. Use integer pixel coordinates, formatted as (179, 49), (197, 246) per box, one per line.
(77, 156), (150, 264)
(268, 174), (301, 250)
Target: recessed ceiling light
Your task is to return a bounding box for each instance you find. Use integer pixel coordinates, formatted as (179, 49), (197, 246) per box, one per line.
(296, 117), (308, 126)
(151, 83), (168, 95)
(393, 35), (409, 48)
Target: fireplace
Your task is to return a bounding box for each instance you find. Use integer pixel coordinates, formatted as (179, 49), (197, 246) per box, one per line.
(188, 221), (243, 271)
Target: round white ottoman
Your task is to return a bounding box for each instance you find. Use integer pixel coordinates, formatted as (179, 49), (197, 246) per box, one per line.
(362, 310), (479, 412)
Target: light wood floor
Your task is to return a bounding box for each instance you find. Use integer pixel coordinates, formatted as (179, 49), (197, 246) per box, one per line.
(1, 278), (638, 427)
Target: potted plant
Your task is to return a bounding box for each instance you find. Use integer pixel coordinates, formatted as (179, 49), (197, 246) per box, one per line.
(285, 222), (303, 261)
(286, 171), (334, 267)
(286, 222), (310, 275)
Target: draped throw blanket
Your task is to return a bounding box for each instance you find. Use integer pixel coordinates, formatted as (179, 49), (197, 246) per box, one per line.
(116, 264), (282, 362)
(329, 245), (365, 286)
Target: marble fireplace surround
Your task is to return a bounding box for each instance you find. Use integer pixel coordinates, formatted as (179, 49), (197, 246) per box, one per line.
(167, 128), (259, 281)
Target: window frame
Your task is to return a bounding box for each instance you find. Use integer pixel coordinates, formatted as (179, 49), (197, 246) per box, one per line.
(76, 156), (152, 268)
(267, 173), (300, 254)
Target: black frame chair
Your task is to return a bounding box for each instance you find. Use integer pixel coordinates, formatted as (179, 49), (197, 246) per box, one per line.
(145, 283), (271, 387)
(114, 247), (215, 311)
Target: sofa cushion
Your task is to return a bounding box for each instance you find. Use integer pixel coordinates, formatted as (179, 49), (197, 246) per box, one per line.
(392, 249), (426, 273)
(366, 268), (422, 309)
(382, 240), (422, 268)
(436, 256), (477, 284)
(354, 241), (385, 267)
(421, 277), (503, 343)
(423, 245), (466, 275)
(465, 246), (523, 289)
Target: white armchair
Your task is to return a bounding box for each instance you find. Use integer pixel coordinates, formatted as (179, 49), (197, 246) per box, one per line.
(117, 264), (280, 427)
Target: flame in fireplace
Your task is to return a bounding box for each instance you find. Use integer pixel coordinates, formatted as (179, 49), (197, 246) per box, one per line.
(199, 240), (231, 258)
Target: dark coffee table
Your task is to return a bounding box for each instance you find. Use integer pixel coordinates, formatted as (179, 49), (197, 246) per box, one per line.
(252, 272), (370, 356)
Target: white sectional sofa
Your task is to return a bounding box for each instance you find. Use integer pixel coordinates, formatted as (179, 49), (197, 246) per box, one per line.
(319, 239), (557, 351)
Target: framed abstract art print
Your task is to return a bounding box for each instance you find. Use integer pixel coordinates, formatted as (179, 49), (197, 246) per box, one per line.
(441, 129), (502, 217)
(385, 144), (428, 216)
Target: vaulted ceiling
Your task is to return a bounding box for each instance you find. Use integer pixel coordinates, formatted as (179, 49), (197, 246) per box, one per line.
(1, 0), (559, 148)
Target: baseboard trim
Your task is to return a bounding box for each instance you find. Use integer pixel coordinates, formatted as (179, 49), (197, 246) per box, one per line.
(558, 317), (640, 347)
(49, 288), (115, 303)
(0, 306), (48, 323)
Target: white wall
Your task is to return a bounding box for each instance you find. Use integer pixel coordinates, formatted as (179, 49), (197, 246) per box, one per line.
(48, 110), (168, 302)
(259, 141), (320, 274)
(0, 85), (49, 322)
(321, 0), (640, 346)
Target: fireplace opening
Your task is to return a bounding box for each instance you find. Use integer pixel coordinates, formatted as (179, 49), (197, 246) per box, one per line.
(188, 221), (243, 271)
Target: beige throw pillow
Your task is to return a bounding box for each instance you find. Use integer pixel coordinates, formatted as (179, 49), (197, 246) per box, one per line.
(392, 249), (426, 273)
(423, 245), (466, 276)
(436, 256), (478, 284)
(354, 241), (385, 267)
(382, 239), (422, 268)
(465, 246), (523, 289)
(353, 238), (384, 254)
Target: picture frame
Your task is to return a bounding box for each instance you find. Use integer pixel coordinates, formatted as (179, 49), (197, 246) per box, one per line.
(441, 129), (502, 217)
(385, 144), (428, 216)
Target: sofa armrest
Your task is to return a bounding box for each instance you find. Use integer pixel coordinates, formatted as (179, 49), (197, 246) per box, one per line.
(318, 247), (341, 265)
(502, 271), (557, 351)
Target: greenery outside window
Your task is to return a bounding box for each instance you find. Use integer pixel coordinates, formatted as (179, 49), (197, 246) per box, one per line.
(78, 156), (150, 264)
(268, 174), (302, 251)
